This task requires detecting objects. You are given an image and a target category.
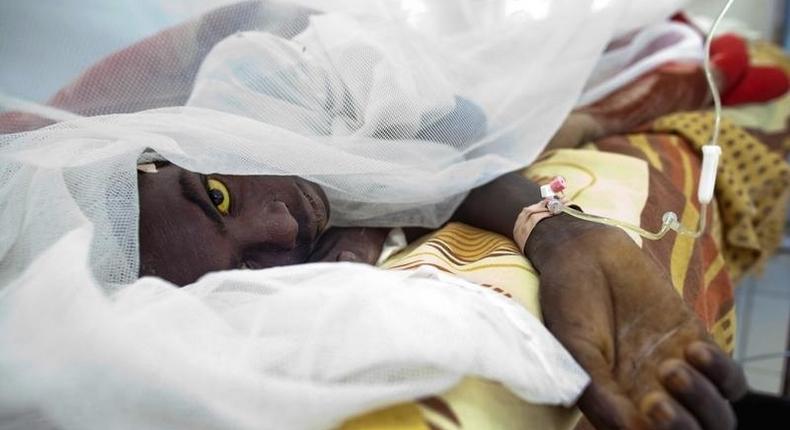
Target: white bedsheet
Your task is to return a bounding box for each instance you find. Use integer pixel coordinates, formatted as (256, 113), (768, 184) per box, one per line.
(0, 225), (588, 430)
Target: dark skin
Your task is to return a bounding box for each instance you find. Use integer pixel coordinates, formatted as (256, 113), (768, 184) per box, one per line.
(138, 165), (330, 285)
(138, 65), (744, 429)
(449, 65), (747, 429)
(461, 184), (747, 430)
(138, 166), (745, 430)
(9, 2), (737, 423)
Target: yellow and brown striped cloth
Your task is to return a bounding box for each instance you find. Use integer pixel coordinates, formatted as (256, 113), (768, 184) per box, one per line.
(338, 114), (790, 430)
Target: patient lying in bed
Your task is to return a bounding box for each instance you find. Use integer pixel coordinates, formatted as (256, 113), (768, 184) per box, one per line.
(136, 95), (746, 430)
(2, 3), (751, 428)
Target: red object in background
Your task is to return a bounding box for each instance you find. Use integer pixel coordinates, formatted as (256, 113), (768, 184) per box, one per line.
(670, 14), (790, 107)
(710, 34), (749, 92)
(710, 32), (789, 106)
(723, 65), (790, 105)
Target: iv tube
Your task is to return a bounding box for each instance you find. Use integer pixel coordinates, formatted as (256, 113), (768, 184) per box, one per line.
(562, 0), (735, 241)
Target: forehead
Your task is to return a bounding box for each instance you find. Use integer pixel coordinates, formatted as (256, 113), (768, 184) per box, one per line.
(216, 174), (297, 201)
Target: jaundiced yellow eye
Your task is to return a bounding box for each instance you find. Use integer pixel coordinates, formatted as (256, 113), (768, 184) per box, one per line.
(206, 178), (231, 215)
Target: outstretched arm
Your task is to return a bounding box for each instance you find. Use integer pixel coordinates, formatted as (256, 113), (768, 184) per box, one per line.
(452, 171), (746, 430)
(307, 161), (745, 430)
(545, 63), (713, 153)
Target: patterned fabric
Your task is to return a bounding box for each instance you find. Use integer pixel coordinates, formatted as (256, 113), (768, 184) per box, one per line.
(651, 113), (790, 281)
(340, 115), (790, 429)
(337, 145), (657, 430)
(595, 127), (739, 353)
(382, 223), (540, 316)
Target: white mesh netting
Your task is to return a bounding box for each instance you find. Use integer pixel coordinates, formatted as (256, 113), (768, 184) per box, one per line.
(0, 1), (688, 428)
(1, 0), (687, 285)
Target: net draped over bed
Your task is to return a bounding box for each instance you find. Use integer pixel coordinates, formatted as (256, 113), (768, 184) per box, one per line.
(0, 1), (690, 429)
(0, 0), (687, 285)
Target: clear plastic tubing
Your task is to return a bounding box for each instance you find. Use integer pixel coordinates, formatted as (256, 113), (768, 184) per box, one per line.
(562, 0), (735, 241)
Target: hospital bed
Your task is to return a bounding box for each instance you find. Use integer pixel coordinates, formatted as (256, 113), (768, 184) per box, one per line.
(1, 1), (789, 429)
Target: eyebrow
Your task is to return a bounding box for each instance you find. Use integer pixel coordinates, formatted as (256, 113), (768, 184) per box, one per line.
(178, 171), (226, 227)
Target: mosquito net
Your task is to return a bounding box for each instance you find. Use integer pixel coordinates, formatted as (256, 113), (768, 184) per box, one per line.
(0, 1), (688, 428)
(0, 0), (687, 286)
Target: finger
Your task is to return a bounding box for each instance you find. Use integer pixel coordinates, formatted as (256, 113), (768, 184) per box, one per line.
(641, 391), (702, 430)
(686, 342), (748, 401)
(659, 359), (736, 430)
(557, 336), (645, 429)
(538, 269), (647, 429)
(581, 378), (646, 430)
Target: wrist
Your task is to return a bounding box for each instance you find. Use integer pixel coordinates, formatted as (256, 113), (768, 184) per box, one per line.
(523, 214), (614, 272)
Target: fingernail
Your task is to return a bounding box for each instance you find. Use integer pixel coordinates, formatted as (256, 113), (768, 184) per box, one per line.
(666, 367), (691, 391)
(690, 344), (712, 366)
(649, 400), (675, 423)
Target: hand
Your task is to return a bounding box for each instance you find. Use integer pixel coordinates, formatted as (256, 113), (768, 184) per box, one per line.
(576, 64), (710, 139)
(545, 113), (604, 152)
(525, 216), (747, 430)
(307, 227), (390, 264)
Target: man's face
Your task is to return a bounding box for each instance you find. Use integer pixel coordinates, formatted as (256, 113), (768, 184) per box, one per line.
(137, 163), (329, 285)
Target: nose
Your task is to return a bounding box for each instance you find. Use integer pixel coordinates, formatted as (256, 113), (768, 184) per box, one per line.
(241, 200), (299, 251)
